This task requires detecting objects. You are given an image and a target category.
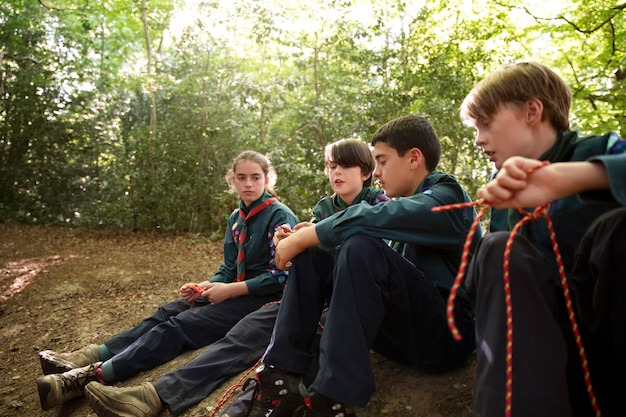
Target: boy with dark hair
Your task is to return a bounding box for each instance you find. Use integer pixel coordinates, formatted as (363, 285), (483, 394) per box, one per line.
(461, 62), (626, 417)
(247, 115), (479, 417)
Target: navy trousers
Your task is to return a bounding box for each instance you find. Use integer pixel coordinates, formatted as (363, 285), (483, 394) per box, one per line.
(155, 303), (280, 416)
(264, 235), (475, 407)
(467, 208), (626, 417)
(103, 291), (280, 381)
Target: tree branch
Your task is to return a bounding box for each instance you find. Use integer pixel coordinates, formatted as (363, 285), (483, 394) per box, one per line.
(492, 1), (625, 35)
(37, 0), (77, 12)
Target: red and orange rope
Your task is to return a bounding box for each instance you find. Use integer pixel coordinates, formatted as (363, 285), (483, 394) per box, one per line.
(207, 357), (262, 417)
(432, 161), (600, 417)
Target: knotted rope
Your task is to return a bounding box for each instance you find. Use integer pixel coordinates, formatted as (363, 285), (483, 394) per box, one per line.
(432, 161), (600, 417)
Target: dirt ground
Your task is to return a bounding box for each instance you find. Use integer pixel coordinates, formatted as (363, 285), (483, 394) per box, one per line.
(0, 223), (476, 417)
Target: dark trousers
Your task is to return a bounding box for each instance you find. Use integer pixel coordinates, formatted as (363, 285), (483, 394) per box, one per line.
(571, 208), (626, 417)
(467, 208), (626, 417)
(155, 303), (280, 416)
(264, 235), (475, 407)
(103, 292), (280, 381)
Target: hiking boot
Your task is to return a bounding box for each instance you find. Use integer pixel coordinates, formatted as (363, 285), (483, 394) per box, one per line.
(39, 343), (100, 375)
(85, 381), (162, 417)
(294, 389), (357, 417)
(37, 362), (103, 410)
(247, 363), (303, 417)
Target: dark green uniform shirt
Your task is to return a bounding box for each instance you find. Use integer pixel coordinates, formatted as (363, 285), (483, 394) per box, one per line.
(491, 131), (626, 280)
(210, 191), (299, 296)
(315, 170), (479, 294)
(312, 186), (388, 222)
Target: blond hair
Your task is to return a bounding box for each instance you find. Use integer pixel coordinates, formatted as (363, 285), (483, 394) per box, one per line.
(461, 62), (571, 131)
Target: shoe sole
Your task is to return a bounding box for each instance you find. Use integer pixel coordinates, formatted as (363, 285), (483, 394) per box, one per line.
(84, 385), (130, 417)
(39, 351), (75, 375)
(37, 377), (56, 410)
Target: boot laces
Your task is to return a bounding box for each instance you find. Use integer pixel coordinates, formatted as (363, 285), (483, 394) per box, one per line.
(60, 363), (98, 394)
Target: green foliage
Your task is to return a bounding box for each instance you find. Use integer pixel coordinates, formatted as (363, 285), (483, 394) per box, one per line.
(1, 0), (624, 232)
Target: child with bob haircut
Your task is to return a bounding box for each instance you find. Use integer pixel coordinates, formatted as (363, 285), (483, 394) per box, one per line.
(461, 62), (626, 417)
(80, 138), (387, 417)
(246, 115), (479, 417)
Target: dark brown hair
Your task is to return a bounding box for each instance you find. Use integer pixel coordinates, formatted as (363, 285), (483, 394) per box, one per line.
(371, 115), (441, 172)
(325, 138), (375, 186)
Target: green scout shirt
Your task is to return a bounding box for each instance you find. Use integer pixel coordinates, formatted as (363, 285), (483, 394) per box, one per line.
(491, 131), (626, 281)
(312, 186), (388, 222)
(314, 170), (479, 295)
(210, 191), (299, 296)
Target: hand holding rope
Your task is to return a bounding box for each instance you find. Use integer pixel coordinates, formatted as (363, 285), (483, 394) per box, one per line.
(432, 161), (600, 417)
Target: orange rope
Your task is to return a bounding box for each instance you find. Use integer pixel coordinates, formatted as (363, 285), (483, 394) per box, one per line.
(204, 300), (281, 417)
(207, 357), (262, 417)
(206, 305), (329, 417)
(189, 284), (204, 308)
(431, 161), (600, 417)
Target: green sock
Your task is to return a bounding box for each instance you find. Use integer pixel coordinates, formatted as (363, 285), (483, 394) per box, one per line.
(99, 360), (116, 383)
(98, 344), (113, 361)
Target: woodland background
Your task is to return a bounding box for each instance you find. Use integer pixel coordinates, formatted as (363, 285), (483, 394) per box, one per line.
(1, 0), (625, 236)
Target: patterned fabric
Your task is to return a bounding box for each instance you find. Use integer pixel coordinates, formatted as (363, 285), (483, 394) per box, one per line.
(235, 198), (277, 282)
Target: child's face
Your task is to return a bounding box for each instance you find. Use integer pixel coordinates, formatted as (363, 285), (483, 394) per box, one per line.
(466, 102), (535, 169)
(373, 142), (415, 198)
(233, 160), (269, 206)
(326, 162), (367, 205)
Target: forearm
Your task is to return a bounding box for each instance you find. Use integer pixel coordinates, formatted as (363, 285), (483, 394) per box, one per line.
(225, 281), (249, 297)
(552, 161), (609, 199)
(300, 224), (322, 247)
(479, 158), (612, 209)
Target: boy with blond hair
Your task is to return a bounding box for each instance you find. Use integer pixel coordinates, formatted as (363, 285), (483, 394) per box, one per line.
(461, 62), (626, 417)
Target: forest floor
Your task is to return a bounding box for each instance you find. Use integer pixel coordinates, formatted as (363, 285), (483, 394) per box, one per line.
(0, 223), (476, 417)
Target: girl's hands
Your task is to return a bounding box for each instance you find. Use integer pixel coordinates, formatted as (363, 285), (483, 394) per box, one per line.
(202, 282), (236, 304)
(180, 282), (205, 303)
(180, 281), (245, 305)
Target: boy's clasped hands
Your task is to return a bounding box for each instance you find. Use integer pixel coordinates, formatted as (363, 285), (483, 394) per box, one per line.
(478, 156), (609, 210)
(273, 222), (315, 270)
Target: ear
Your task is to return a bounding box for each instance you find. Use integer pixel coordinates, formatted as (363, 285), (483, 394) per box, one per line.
(408, 147), (423, 169)
(526, 98), (544, 124)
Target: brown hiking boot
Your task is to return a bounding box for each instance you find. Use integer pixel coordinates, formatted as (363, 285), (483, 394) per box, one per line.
(37, 362), (102, 410)
(39, 343), (100, 375)
(246, 364), (303, 417)
(85, 381), (162, 417)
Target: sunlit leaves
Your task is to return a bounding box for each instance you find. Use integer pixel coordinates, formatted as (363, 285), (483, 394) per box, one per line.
(1, 0), (625, 230)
